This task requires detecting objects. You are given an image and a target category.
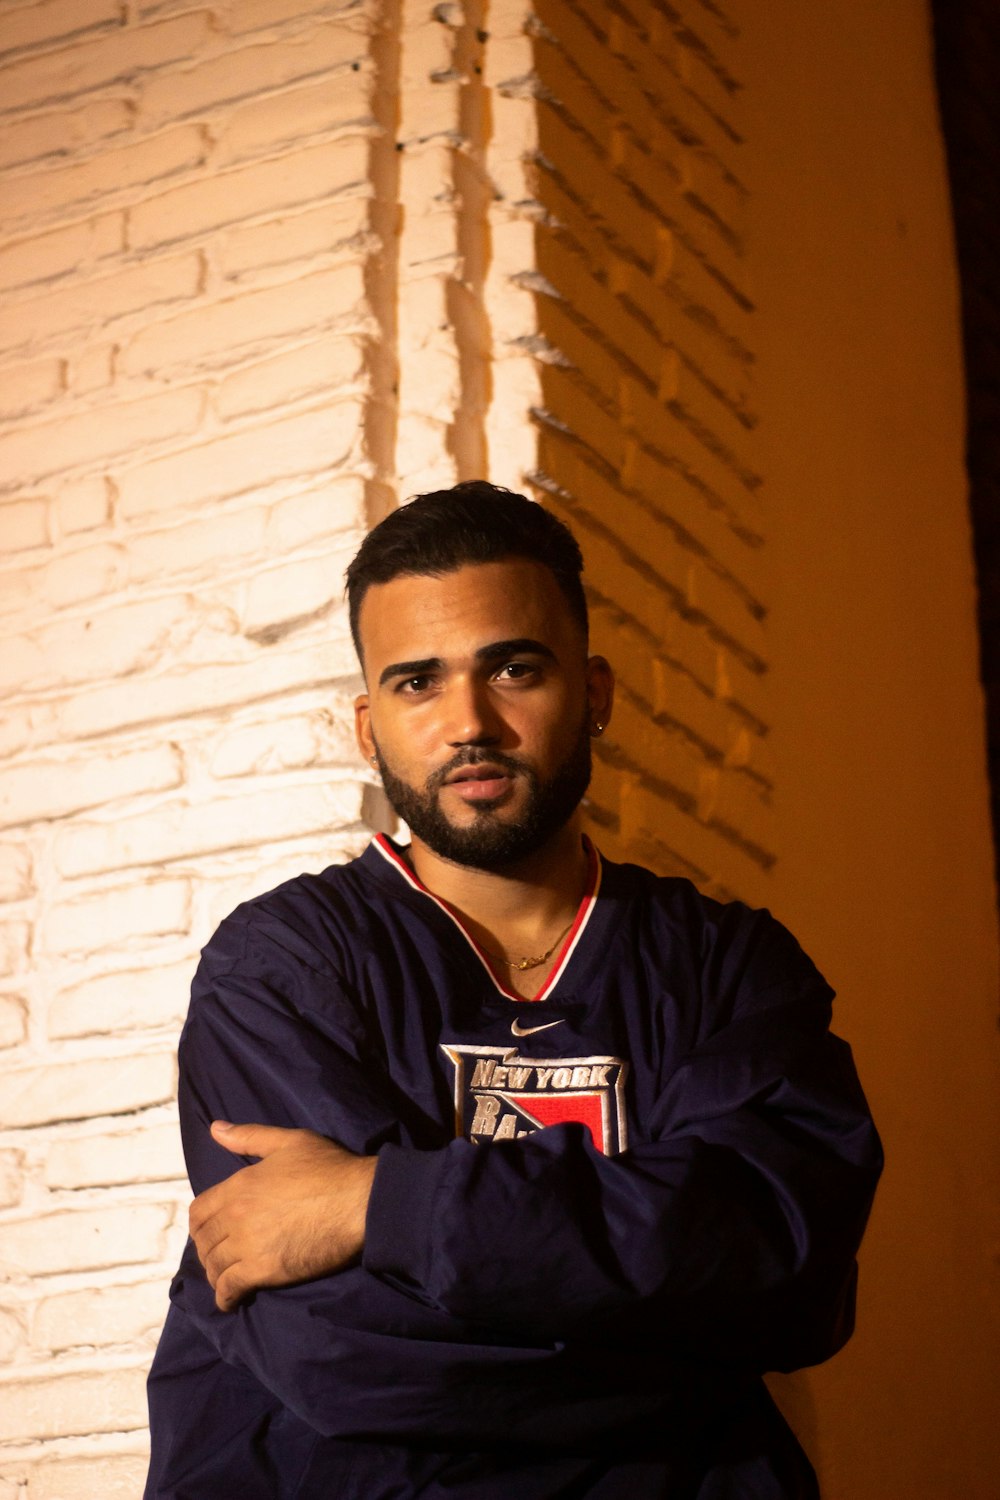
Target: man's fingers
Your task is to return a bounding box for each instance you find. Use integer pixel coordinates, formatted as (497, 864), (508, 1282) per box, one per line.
(189, 1180), (237, 1235)
(200, 1235), (263, 1304)
(214, 1261), (252, 1313)
(210, 1120), (307, 1158)
(202, 1235), (238, 1291)
(189, 1210), (228, 1265)
(187, 1123), (373, 1311)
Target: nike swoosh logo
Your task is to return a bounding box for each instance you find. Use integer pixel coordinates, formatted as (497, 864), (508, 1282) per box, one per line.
(510, 1018), (563, 1038)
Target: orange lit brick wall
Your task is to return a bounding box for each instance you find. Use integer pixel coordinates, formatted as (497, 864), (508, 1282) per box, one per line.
(520, 0), (768, 903)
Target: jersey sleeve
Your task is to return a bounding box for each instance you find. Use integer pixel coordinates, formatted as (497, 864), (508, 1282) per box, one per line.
(363, 903), (883, 1372)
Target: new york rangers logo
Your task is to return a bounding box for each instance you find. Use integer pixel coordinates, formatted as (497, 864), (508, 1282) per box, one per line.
(441, 1044), (629, 1156)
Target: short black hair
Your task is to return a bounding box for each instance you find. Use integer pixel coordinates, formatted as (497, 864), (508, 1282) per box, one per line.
(345, 480), (588, 660)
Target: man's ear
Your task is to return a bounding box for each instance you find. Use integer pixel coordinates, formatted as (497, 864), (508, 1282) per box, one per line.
(355, 695), (375, 766)
(585, 655), (615, 734)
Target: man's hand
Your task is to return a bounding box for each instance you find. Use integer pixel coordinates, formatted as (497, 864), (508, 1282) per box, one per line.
(189, 1122), (378, 1313)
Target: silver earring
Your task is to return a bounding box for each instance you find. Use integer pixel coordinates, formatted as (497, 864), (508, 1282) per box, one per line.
(592, 722), (604, 736)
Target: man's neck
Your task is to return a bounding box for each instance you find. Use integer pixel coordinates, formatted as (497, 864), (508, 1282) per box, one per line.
(405, 820), (591, 969)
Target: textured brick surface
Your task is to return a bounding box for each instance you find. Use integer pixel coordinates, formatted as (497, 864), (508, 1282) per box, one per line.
(0, 1149), (26, 1209)
(50, 476), (112, 537)
(0, 922), (30, 979)
(115, 399), (365, 518)
(0, 0), (382, 1469)
(0, 212), (124, 294)
(2, 1053), (176, 1128)
(127, 136), (371, 248)
(0, 1303), (26, 1365)
(0, 499), (49, 553)
(0, 0), (122, 61)
(0, 997), (27, 1050)
(0, 1203), (172, 1279)
(33, 1278), (171, 1352)
(1, 13), (213, 115)
(0, 1363), (149, 1441)
(2, 124), (207, 231)
(42, 881), (191, 956)
(0, 359), (64, 423)
(47, 961), (193, 1039)
(3, 249), (203, 355)
(0, 744), (182, 829)
(43, 1120), (185, 1189)
(138, 18), (372, 126)
(518, 0), (768, 889)
(0, 387), (205, 494)
(0, 97), (131, 173)
(120, 260), (366, 377)
(26, 1452), (151, 1500)
(57, 783), (360, 880)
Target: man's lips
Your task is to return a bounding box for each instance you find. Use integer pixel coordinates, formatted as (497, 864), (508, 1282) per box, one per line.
(446, 764), (509, 783)
(443, 764), (516, 802)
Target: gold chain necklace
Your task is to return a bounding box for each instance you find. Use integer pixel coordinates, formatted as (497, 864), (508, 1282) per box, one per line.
(489, 917), (575, 972)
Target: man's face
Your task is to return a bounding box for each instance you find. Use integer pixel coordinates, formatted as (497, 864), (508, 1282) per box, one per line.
(354, 559), (612, 871)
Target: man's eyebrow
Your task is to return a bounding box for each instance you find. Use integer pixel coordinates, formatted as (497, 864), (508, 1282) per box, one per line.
(475, 638), (557, 664)
(377, 640), (556, 687)
(378, 656), (442, 687)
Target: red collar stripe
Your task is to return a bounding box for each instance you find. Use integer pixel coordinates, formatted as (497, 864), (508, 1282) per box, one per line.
(371, 834), (601, 1003)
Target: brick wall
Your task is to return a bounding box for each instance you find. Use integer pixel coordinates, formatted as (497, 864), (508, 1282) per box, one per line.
(519, 0), (770, 904)
(0, 1), (385, 1489)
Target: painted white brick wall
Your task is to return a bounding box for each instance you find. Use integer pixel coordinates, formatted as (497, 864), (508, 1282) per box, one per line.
(0, 0), (386, 1487)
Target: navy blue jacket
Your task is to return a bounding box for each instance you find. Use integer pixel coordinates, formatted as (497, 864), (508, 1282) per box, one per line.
(145, 837), (882, 1498)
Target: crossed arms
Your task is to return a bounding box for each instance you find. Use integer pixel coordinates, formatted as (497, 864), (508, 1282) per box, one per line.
(189, 1121), (376, 1312)
(163, 889), (882, 1447)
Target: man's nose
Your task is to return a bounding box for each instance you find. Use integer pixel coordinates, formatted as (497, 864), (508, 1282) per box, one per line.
(443, 676), (501, 745)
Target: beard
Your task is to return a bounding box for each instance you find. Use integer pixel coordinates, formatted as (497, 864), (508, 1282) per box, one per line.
(372, 712), (592, 871)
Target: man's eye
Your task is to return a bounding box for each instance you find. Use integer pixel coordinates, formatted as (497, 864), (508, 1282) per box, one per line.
(398, 675), (433, 694)
(497, 661), (535, 681)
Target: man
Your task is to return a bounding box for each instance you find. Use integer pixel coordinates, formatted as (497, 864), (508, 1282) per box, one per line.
(145, 482), (882, 1498)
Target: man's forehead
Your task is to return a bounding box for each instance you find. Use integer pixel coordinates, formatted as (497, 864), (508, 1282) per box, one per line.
(357, 559), (576, 660)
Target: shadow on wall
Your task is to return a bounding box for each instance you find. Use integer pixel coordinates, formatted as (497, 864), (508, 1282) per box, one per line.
(524, 0), (770, 909)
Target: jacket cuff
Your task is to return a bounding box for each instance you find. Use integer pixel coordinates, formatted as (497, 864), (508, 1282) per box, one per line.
(362, 1141), (448, 1291)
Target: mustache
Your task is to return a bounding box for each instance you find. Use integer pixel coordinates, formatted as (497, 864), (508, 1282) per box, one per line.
(426, 749), (530, 794)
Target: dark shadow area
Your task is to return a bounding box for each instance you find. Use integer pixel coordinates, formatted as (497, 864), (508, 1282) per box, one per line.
(931, 0), (1000, 903)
